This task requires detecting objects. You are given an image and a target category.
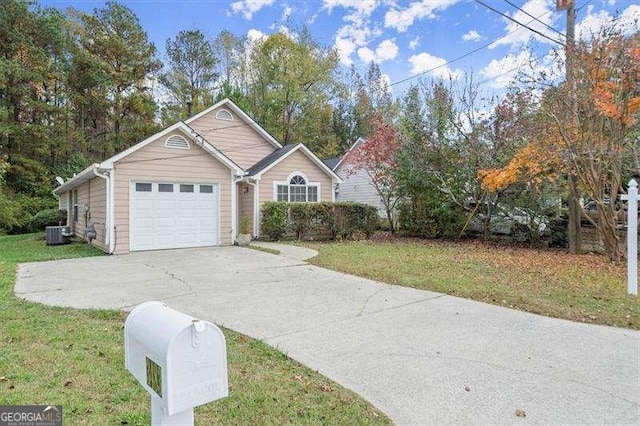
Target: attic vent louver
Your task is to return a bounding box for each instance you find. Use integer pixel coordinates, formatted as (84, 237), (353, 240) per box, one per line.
(215, 109), (233, 121)
(164, 135), (190, 150)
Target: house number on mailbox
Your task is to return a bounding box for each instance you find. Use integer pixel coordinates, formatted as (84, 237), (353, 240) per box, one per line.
(146, 357), (162, 397)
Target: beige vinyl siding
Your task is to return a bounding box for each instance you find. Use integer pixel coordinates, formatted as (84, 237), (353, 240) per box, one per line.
(260, 150), (333, 203)
(70, 177), (107, 251)
(188, 106), (276, 170)
(113, 129), (233, 254)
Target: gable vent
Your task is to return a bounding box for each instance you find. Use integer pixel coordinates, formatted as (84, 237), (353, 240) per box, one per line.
(215, 109), (233, 121)
(165, 135), (190, 150)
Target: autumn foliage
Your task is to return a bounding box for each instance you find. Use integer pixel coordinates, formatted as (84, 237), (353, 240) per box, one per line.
(343, 114), (400, 231)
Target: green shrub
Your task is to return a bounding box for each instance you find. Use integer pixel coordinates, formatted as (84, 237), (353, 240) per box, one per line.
(289, 203), (314, 240)
(239, 215), (251, 234)
(548, 216), (569, 248)
(260, 201), (379, 241)
(351, 203), (379, 238)
(29, 209), (67, 232)
(399, 196), (466, 239)
(261, 201), (288, 240)
(0, 191), (58, 234)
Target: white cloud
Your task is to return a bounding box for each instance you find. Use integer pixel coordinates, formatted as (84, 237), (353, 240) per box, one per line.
(480, 51), (533, 89)
(357, 47), (376, 63)
(385, 0), (458, 32)
(409, 36), (421, 50)
(246, 29), (267, 43)
(576, 4), (640, 40)
(323, 0), (378, 16)
(357, 39), (399, 63)
(231, 0), (274, 20)
(489, 0), (560, 49)
(335, 37), (357, 66)
(462, 29), (482, 42)
(408, 52), (463, 80)
(326, 0), (382, 66)
(282, 5), (292, 20)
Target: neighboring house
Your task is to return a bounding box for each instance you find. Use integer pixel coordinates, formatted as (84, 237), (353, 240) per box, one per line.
(328, 138), (386, 218)
(53, 98), (340, 254)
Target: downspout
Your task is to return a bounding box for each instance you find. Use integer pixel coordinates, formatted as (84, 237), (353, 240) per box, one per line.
(231, 173), (243, 242)
(92, 167), (113, 253)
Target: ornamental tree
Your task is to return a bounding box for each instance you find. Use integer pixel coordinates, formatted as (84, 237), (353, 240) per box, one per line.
(480, 24), (640, 260)
(343, 114), (400, 232)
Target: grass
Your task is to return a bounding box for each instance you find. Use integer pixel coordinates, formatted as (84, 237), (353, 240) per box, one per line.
(0, 233), (389, 424)
(304, 239), (639, 330)
(247, 244), (281, 256)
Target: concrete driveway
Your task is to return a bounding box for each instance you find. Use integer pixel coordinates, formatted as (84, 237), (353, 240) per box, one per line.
(16, 246), (640, 424)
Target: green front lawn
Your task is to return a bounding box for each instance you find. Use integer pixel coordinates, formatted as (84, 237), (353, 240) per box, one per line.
(0, 234), (389, 424)
(305, 239), (639, 330)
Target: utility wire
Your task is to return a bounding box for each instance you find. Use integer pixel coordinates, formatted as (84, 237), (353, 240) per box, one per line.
(502, 0), (566, 37)
(387, 7), (558, 90)
(474, 0), (565, 47)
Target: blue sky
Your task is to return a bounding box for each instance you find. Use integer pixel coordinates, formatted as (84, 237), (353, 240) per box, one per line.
(40, 0), (639, 95)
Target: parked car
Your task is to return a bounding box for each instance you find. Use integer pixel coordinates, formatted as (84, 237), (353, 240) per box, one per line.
(469, 205), (548, 236)
(581, 200), (626, 227)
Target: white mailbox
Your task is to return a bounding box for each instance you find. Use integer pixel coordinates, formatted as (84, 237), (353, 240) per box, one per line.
(124, 301), (228, 425)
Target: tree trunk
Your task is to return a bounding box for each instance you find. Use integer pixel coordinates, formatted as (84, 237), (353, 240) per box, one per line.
(567, 175), (583, 254)
(386, 207), (395, 234)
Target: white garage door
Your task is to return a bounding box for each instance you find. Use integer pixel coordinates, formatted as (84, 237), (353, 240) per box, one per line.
(131, 182), (219, 251)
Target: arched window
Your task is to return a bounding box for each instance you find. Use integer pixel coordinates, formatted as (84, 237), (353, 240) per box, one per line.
(276, 173), (319, 202)
(164, 135), (190, 150)
(290, 175), (306, 185)
(215, 109), (233, 121)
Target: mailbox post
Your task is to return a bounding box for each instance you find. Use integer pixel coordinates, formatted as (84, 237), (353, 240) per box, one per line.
(124, 301), (228, 425)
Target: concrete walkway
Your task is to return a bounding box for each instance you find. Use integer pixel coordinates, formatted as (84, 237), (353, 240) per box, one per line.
(15, 246), (640, 424)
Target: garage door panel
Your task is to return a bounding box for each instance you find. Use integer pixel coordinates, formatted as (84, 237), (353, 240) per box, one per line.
(131, 182), (219, 251)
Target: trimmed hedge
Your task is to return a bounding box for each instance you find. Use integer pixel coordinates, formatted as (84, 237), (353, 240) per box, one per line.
(398, 196), (467, 239)
(261, 201), (379, 241)
(261, 202), (288, 240)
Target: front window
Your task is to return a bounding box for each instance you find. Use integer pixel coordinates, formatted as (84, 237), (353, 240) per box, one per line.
(276, 175), (319, 203)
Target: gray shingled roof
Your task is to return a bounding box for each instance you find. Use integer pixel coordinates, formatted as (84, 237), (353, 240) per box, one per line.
(322, 156), (340, 171)
(245, 143), (300, 176)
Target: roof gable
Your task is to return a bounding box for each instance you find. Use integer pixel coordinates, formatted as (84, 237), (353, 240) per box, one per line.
(334, 137), (365, 171)
(186, 98), (282, 150)
(54, 122), (244, 194)
(102, 122), (242, 174)
(247, 143), (342, 183)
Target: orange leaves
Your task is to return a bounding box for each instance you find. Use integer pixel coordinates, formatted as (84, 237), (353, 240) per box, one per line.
(478, 142), (553, 193)
(586, 35), (640, 127)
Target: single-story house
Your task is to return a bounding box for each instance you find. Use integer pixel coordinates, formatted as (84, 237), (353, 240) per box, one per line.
(328, 138), (386, 218)
(53, 98), (341, 254)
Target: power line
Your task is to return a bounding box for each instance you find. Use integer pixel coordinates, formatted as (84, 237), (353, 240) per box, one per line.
(386, 7), (559, 90)
(474, 0), (565, 47)
(502, 0), (566, 37)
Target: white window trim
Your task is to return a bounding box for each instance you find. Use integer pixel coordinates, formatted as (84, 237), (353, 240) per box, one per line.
(272, 171), (321, 203)
(215, 109), (234, 121)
